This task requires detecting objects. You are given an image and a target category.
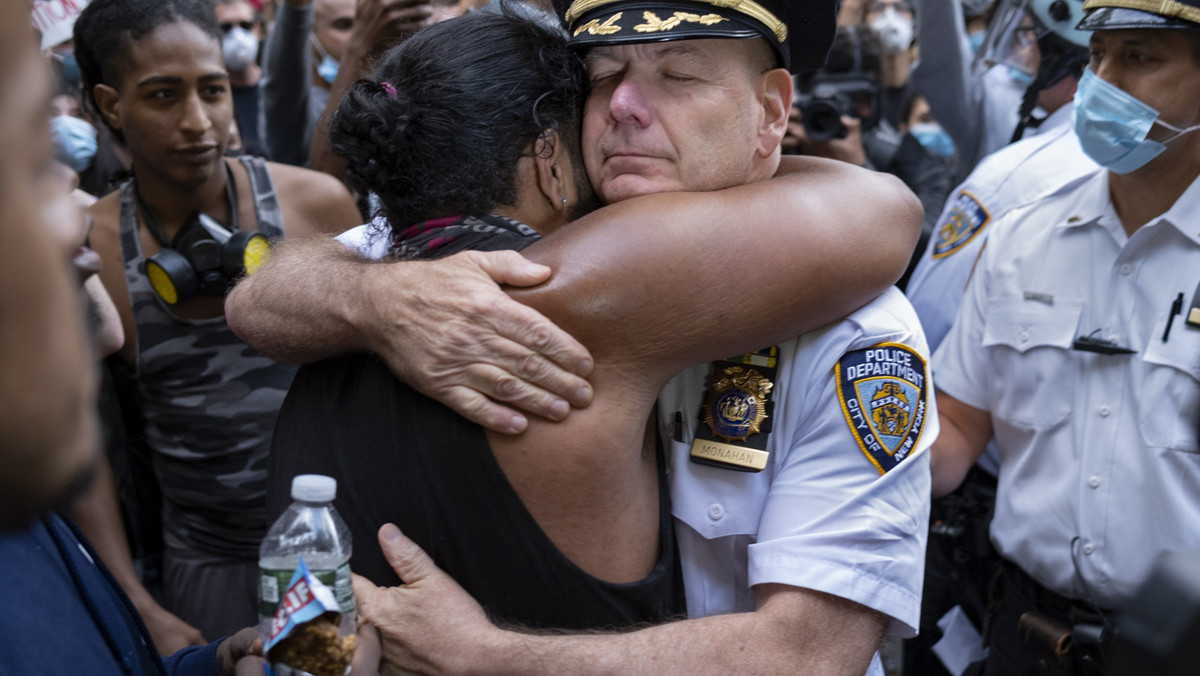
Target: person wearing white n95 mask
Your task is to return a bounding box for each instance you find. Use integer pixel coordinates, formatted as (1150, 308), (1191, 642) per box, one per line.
(221, 24), (259, 72)
(870, 0), (915, 53)
(214, 0), (265, 157)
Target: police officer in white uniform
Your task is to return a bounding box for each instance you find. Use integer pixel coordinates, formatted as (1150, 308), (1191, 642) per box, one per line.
(931, 1), (1200, 672)
(658, 287), (936, 676)
(904, 8), (1096, 669)
(908, 0), (1097, 356)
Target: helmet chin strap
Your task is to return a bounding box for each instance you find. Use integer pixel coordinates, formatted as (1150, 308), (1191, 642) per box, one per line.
(1010, 32), (1088, 143)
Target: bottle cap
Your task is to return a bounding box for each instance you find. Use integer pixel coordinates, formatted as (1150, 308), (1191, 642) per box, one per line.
(291, 474), (337, 502)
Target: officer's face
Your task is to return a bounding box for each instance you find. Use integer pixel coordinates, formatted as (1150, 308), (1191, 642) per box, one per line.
(582, 39), (786, 205)
(1088, 29), (1200, 141)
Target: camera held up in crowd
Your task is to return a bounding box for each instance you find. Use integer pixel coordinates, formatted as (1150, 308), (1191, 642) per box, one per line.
(796, 72), (877, 142)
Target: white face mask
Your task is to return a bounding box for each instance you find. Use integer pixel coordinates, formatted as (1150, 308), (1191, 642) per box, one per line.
(222, 26), (260, 72)
(871, 8), (914, 54)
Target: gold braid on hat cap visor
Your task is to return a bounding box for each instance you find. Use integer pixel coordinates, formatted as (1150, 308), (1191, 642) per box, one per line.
(1082, 0), (1200, 24)
(564, 0), (788, 42)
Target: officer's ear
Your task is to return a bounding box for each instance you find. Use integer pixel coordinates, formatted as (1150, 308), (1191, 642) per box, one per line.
(756, 68), (792, 160)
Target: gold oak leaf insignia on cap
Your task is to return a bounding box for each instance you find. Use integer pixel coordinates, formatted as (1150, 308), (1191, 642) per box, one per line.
(574, 11), (623, 36)
(635, 11), (729, 33)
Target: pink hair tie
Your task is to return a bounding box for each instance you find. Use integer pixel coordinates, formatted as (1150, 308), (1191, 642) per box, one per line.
(380, 81), (398, 99)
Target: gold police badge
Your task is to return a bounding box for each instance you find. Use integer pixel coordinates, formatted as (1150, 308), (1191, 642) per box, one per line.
(701, 366), (772, 442)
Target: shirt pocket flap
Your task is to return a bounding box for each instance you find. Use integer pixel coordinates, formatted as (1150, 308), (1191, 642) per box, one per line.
(670, 439), (770, 539)
(982, 298), (1083, 352)
(1144, 324), (1200, 383)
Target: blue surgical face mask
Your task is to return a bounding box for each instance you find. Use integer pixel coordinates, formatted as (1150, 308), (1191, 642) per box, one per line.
(1007, 65), (1035, 87)
(310, 36), (339, 85)
(317, 56), (339, 85)
(1072, 68), (1200, 174)
(968, 30), (986, 54)
(910, 122), (956, 158)
(50, 114), (98, 173)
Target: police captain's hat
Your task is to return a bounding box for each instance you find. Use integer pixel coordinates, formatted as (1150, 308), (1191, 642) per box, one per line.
(1076, 0), (1200, 30)
(552, 0), (839, 73)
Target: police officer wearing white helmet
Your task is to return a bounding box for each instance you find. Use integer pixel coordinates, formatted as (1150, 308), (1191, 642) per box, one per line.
(930, 0), (1200, 672)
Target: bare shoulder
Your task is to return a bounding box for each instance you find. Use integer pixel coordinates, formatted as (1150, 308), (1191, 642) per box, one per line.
(87, 190), (123, 256)
(87, 189), (137, 364)
(777, 154), (897, 183)
(266, 161), (361, 237)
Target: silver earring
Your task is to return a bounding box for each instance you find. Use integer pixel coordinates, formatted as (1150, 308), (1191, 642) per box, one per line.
(560, 195), (567, 206)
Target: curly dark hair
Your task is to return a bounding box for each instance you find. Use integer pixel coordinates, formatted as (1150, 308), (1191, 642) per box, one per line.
(74, 0), (221, 139)
(330, 3), (590, 228)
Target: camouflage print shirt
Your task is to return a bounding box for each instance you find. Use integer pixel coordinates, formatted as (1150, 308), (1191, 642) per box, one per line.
(118, 156), (297, 559)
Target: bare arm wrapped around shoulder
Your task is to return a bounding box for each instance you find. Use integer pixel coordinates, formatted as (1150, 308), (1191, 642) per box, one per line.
(513, 155), (923, 371)
(226, 236), (595, 434)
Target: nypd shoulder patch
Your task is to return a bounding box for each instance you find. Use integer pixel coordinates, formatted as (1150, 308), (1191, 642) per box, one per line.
(835, 343), (928, 475)
(932, 190), (990, 259)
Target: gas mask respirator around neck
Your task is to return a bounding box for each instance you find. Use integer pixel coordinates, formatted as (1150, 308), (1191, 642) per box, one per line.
(142, 198), (269, 305)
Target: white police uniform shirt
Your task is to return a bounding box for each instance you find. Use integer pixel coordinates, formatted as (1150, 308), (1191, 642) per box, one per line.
(934, 168), (1200, 608)
(659, 287), (936, 676)
(908, 105), (1093, 477)
(907, 103), (1095, 354)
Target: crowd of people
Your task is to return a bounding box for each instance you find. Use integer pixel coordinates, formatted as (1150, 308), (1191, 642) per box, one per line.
(4, 0), (1199, 674)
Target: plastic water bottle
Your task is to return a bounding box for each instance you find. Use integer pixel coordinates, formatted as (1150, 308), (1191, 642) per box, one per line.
(258, 474), (355, 641)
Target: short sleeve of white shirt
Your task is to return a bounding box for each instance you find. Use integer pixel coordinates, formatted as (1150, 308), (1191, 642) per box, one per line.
(664, 288), (936, 639)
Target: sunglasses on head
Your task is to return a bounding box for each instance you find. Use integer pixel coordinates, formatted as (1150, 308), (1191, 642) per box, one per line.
(220, 20), (256, 33)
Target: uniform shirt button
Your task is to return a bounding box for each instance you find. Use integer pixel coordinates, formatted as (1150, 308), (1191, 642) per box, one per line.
(708, 503), (724, 521)
(1019, 330), (1030, 343)
(1088, 476), (1101, 488)
(1119, 263), (1133, 275)
(1098, 405), (1111, 417)
(1083, 543), (1095, 555)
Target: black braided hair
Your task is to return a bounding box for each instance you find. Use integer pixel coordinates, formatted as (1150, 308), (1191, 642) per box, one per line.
(74, 0), (221, 139)
(329, 2), (590, 228)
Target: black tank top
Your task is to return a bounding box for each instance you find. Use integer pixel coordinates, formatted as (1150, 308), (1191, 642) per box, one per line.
(268, 353), (685, 629)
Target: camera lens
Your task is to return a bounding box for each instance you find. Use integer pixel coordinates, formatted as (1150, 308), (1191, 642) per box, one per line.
(803, 99), (847, 142)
